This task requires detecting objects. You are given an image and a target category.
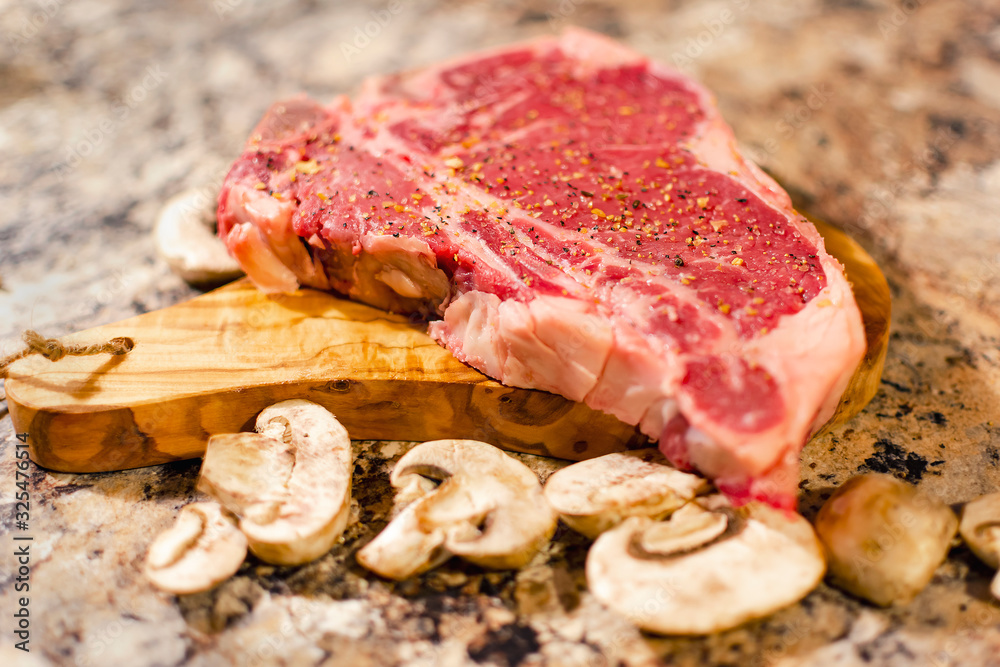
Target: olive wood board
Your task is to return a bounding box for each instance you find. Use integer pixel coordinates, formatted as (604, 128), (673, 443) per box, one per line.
(5, 219), (889, 474)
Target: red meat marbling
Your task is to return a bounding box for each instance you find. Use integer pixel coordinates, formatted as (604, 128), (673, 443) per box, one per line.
(217, 29), (865, 509)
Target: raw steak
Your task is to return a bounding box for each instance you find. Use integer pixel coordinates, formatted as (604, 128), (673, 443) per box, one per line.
(217, 29), (865, 508)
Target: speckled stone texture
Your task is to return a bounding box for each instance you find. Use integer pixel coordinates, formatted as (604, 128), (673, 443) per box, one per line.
(1, 1), (1000, 665)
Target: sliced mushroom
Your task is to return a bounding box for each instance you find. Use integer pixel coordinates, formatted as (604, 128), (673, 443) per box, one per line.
(145, 501), (247, 594)
(155, 189), (244, 286)
(814, 473), (958, 607)
(959, 492), (1000, 600)
(353, 494), (452, 581)
(586, 497), (825, 635)
(543, 448), (709, 538)
(357, 439), (557, 579)
(198, 399), (353, 566)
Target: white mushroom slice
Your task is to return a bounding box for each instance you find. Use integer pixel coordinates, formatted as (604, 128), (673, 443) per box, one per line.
(814, 473), (958, 607)
(355, 495), (451, 580)
(543, 448), (709, 538)
(198, 399), (353, 566)
(356, 440), (557, 579)
(155, 189), (244, 286)
(587, 497), (826, 635)
(144, 502), (247, 594)
(959, 492), (1000, 600)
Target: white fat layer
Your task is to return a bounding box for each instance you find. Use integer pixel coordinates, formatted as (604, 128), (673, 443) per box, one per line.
(228, 30), (866, 501)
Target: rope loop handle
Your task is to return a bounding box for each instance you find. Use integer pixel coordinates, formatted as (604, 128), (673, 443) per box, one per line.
(0, 330), (135, 380)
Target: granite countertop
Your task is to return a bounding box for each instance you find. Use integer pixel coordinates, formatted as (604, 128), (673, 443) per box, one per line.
(2, 1), (1000, 665)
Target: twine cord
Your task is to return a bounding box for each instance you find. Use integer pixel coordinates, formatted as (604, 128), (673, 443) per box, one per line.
(0, 330), (135, 383)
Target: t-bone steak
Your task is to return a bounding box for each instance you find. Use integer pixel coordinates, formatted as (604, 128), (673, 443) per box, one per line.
(217, 29), (865, 508)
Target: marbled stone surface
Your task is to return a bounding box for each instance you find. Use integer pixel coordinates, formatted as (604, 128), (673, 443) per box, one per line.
(2, 1), (1000, 665)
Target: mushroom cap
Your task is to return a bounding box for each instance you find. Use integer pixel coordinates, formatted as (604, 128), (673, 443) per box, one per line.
(358, 440), (556, 578)
(959, 492), (1000, 570)
(389, 439), (540, 490)
(814, 473), (958, 607)
(543, 448), (709, 538)
(154, 189), (243, 286)
(198, 399), (354, 566)
(144, 502), (247, 595)
(586, 499), (825, 635)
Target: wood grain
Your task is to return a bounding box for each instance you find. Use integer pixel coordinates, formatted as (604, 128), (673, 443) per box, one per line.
(811, 219), (891, 437)
(5, 221), (889, 473)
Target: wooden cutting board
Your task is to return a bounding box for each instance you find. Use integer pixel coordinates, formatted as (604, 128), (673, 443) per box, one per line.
(4, 219), (889, 473)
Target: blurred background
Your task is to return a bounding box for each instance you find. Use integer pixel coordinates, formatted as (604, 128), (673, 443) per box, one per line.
(2, 1), (1000, 666)
(2, 0), (999, 345)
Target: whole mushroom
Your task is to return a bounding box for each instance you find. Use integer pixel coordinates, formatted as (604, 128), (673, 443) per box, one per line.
(155, 189), (243, 286)
(814, 473), (958, 607)
(357, 439), (557, 579)
(959, 492), (1000, 600)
